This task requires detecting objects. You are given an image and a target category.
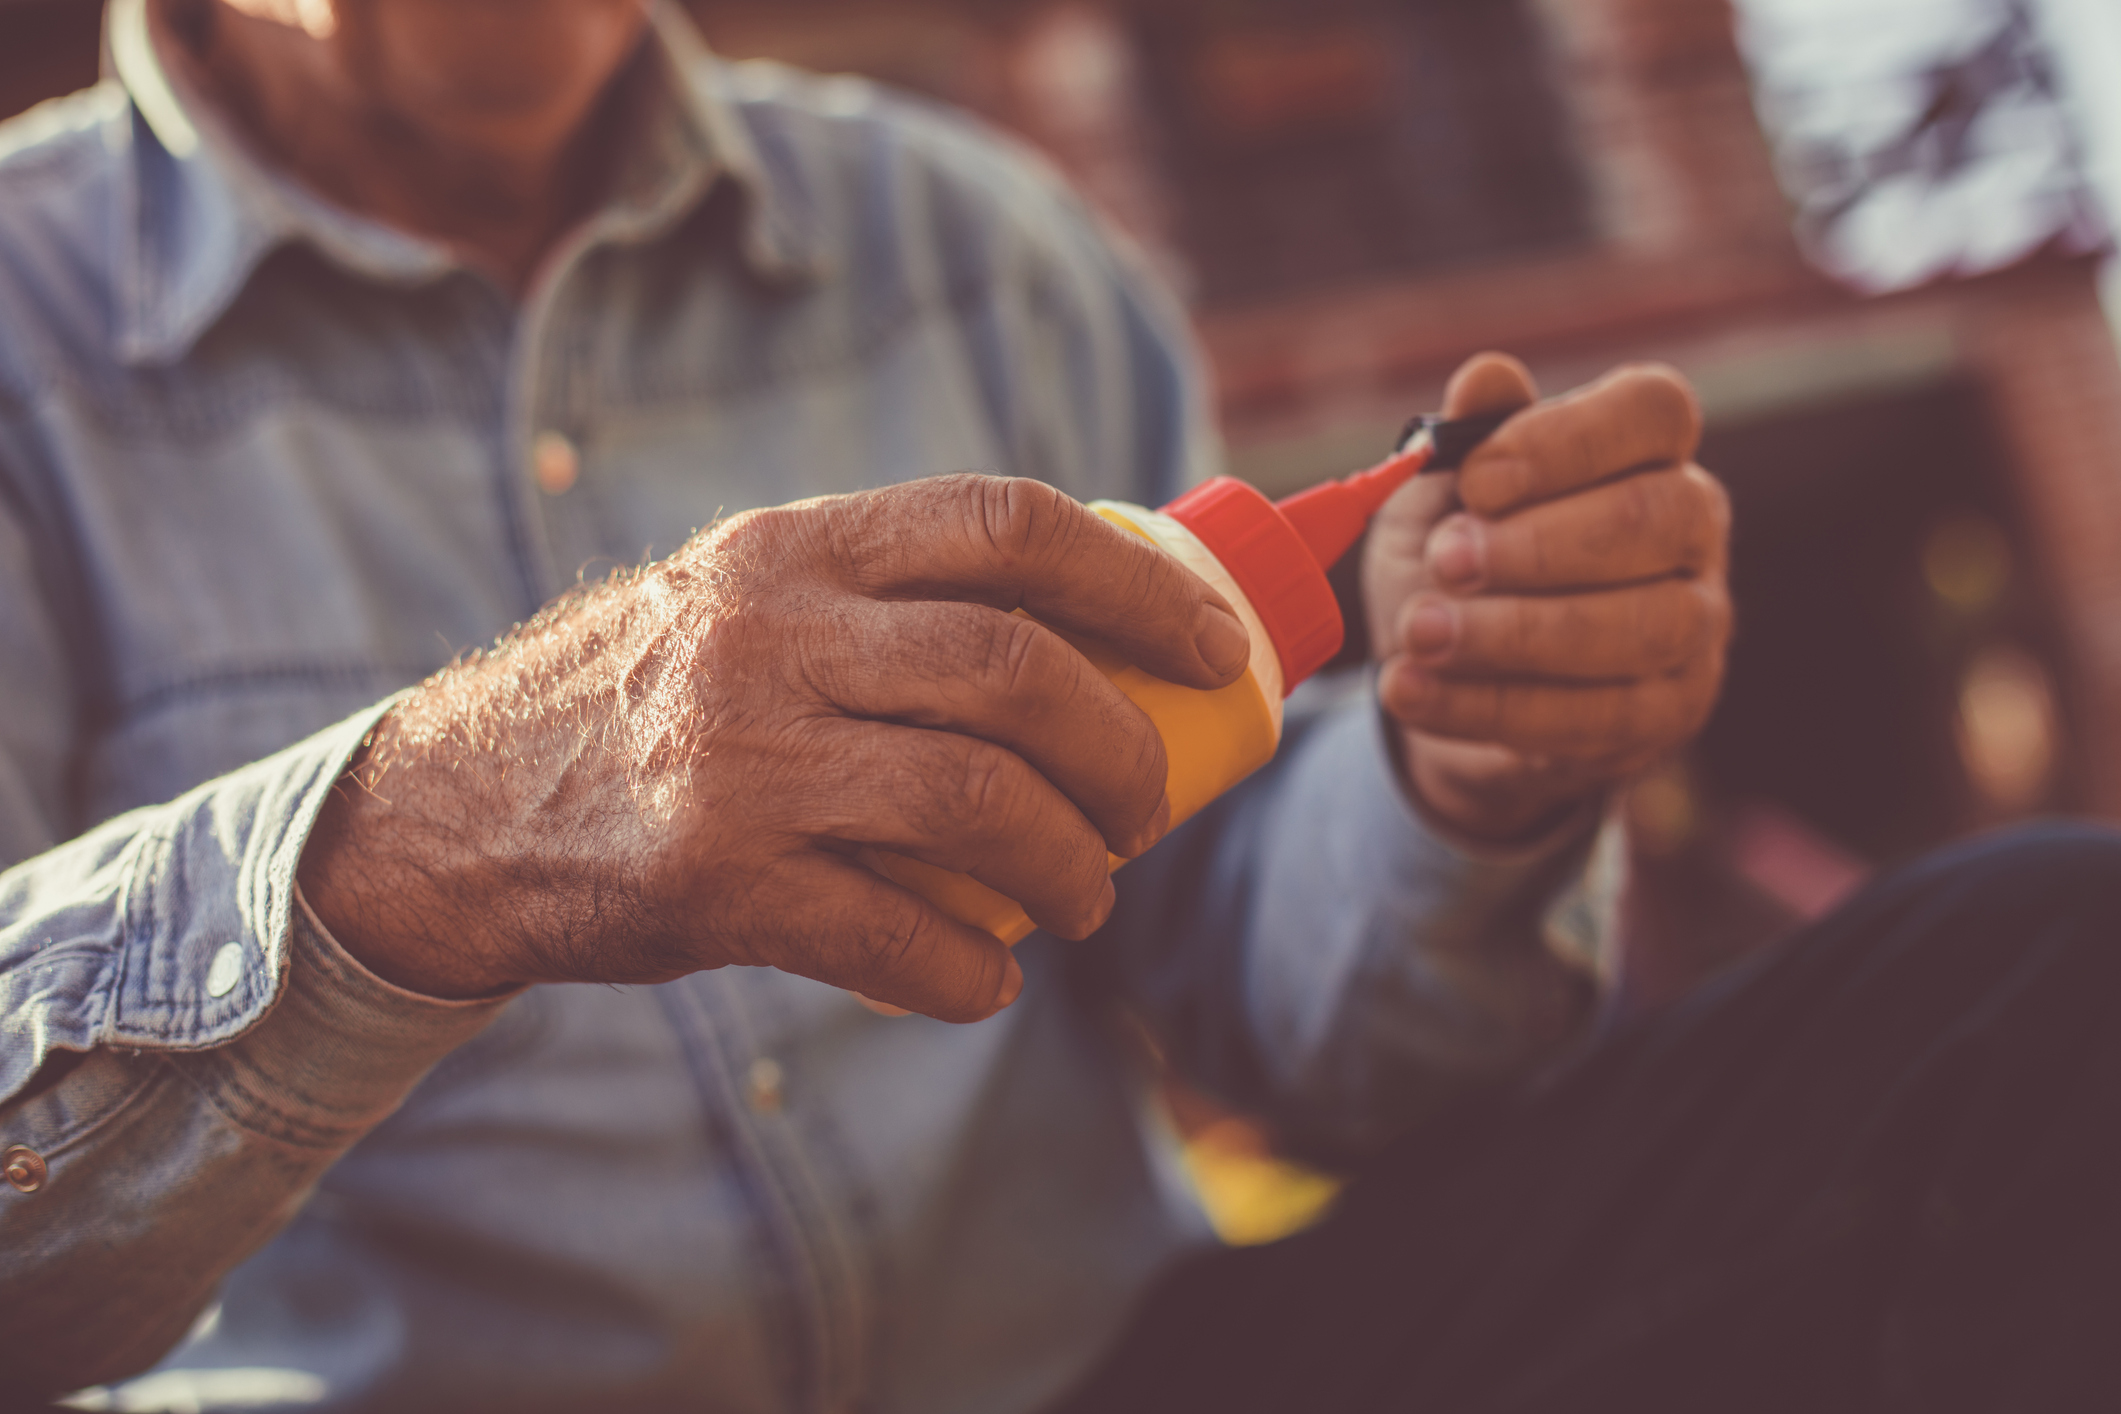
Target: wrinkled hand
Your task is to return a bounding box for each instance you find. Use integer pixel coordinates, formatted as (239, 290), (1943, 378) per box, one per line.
(1362, 354), (1732, 842)
(299, 476), (1251, 1020)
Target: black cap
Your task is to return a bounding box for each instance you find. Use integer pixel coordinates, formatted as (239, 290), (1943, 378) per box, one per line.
(1394, 407), (1518, 471)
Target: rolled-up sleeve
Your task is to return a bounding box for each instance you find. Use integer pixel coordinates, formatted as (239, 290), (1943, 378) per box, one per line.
(0, 703), (514, 1393)
(1, 703), (387, 1103)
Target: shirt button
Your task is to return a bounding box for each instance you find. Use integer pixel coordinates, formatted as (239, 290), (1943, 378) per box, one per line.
(206, 941), (245, 999)
(4, 1146), (46, 1194)
(746, 1057), (784, 1114)
(532, 430), (580, 495)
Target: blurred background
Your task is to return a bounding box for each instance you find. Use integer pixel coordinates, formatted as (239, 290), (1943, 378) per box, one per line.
(7, 0), (2121, 1238)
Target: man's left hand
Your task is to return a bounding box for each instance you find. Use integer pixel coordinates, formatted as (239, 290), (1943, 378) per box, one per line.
(1362, 353), (1732, 843)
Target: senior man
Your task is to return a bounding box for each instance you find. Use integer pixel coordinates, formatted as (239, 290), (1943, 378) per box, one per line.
(0, 0), (1736, 1408)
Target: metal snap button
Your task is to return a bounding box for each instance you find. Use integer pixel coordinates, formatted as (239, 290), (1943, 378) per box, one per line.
(4, 1146), (46, 1193)
(206, 941), (245, 999)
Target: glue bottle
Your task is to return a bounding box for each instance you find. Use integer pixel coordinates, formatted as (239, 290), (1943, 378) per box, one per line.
(864, 412), (1506, 944)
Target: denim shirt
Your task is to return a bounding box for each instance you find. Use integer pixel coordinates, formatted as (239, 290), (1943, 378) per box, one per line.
(0, 3), (1604, 1410)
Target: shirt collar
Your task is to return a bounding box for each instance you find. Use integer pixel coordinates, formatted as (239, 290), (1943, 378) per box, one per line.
(108, 0), (822, 367)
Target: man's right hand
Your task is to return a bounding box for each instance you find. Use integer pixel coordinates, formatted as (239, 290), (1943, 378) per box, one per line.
(297, 475), (1252, 1021)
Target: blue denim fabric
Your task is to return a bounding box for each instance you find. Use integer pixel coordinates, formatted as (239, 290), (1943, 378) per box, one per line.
(0, 3), (1603, 1410)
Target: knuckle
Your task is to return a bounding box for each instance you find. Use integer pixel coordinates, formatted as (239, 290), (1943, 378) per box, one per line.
(708, 504), (791, 570)
(1615, 474), (1658, 539)
(1112, 532), (1180, 623)
(952, 743), (1018, 831)
(857, 897), (930, 979)
(1504, 599), (1546, 665)
(793, 615), (863, 705)
(1632, 472), (1697, 566)
(1467, 681), (1512, 737)
(899, 737), (994, 843)
(975, 476), (1065, 568)
(984, 613), (1050, 699)
(1487, 517), (1549, 585)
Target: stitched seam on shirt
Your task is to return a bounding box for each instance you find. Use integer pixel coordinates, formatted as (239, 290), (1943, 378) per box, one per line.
(161, 1047), (373, 1152)
(103, 825), (167, 1046)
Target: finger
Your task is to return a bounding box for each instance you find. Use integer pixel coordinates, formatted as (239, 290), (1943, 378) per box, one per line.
(768, 854), (1023, 1023)
(809, 599), (1172, 857)
(1440, 350), (1539, 419)
(825, 475), (1250, 690)
(1459, 363), (1702, 518)
(802, 719), (1116, 940)
(1379, 655), (1721, 757)
(1427, 464), (1730, 594)
(1394, 579), (1729, 680)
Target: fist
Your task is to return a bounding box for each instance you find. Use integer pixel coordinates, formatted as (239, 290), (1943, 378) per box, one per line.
(1362, 354), (1732, 842)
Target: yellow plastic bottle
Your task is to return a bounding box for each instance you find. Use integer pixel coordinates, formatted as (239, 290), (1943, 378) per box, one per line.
(865, 420), (1467, 944)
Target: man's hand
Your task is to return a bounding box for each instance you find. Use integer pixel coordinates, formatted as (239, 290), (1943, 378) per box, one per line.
(298, 476), (1251, 1021)
(1362, 353), (1732, 843)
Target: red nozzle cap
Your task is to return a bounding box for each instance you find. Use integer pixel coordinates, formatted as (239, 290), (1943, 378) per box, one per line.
(1163, 477), (1346, 692)
(1162, 445), (1431, 694)
(1273, 443), (1431, 573)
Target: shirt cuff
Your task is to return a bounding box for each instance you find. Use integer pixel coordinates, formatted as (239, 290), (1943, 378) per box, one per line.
(1245, 702), (1605, 1087)
(0, 697), (405, 1107)
(165, 888), (517, 1150)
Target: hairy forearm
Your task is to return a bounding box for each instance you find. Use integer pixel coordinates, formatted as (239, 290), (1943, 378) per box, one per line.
(296, 570), (699, 1000)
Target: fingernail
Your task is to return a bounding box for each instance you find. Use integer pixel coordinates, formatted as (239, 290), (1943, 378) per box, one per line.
(1404, 598), (1459, 664)
(996, 954), (1026, 1010)
(1194, 604), (1251, 677)
(1429, 517), (1485, 589)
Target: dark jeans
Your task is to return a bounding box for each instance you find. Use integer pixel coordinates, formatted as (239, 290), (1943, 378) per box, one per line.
(1055, 823), (2121, 1413)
